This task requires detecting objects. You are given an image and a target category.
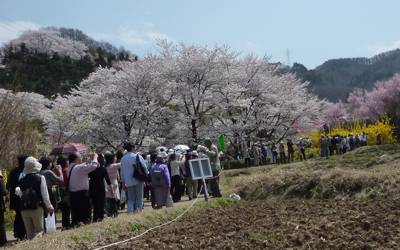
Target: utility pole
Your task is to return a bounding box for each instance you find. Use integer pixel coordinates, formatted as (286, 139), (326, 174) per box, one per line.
(286, 48), (291, 67)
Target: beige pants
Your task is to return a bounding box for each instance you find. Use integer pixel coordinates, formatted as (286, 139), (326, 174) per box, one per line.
(186, 177), (198, 199)
(21, 207), (44, 240)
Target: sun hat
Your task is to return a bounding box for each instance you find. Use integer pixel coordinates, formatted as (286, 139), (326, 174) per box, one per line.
(24, 156), (42, 174)
(157, 152), (168, 159)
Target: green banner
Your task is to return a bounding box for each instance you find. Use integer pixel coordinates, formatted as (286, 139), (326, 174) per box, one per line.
(217, 134), (225, 152)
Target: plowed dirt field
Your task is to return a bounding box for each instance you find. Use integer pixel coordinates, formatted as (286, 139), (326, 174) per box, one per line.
(109, 197), (400, 249)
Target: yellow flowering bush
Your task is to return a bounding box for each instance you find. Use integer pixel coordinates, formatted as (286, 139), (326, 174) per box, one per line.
(310, 117), (396, 147)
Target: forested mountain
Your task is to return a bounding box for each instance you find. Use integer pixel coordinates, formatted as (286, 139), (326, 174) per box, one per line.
(2, 26), (400, 101)
(0, 27), (136, 98)
(291, 49), (400, 101)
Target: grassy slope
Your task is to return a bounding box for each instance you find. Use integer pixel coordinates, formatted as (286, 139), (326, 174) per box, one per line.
(222, 144), (400, 200)
(7, 143), (400, 249)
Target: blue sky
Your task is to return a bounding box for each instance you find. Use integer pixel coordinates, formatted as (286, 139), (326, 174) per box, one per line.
(1, 0), (399, 68)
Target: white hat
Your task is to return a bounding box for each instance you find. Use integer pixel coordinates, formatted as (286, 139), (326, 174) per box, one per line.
(24, 156), (42, 174)
(157, 152), (168, 159)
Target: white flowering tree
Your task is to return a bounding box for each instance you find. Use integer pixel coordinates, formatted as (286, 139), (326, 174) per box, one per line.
(45, 42), (322, 151)
(7, 29), (88, 60)
(47, 56), (175, 149)
(158, 42), (237, 143)
(0, 89), (51, 168)
(212, 55), (322, 145)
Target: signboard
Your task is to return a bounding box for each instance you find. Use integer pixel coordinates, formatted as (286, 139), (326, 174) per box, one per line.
(188, 158), (213, 180)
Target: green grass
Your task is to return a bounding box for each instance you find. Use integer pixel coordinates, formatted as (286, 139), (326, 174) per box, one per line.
(7, 143), (400, 249)
(220, 144), (400, 200)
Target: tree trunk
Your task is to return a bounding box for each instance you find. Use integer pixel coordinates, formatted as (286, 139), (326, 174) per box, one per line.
(191, 119), (198, 144)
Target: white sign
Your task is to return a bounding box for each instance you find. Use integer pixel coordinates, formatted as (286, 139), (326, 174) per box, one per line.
(188, 158), (213, 180)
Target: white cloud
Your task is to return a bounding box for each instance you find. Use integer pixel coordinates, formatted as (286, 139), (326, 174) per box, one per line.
(0, 21), (40, 45)
(367, 39), (400, 55)
(244, 41), (257, 50)
(90, 23), (174, 46)
(116, 25), (174, 45)
(88, 32), (113, 41)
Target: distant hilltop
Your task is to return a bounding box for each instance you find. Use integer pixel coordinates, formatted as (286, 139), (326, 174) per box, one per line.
(2, 26), (400, 101)
(290, 49), (400, 101)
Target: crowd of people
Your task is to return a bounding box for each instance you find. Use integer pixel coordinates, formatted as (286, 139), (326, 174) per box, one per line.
(0, 132), (382, 245)
(237, 131), (377, 167)
(239, 138), (311, 167)
(318, 132), (371, 158)
(1, 139), (222, 243)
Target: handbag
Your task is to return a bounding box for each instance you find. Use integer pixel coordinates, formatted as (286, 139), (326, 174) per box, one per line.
(166, 194), (174, 208)
(45, 213), (56, 233)
(133, 155), (148, 182)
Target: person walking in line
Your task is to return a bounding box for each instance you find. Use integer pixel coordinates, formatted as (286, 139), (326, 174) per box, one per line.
(252, 144), (262, 166)
(271, 143), (278, 164)
(278, 142), (286, 164)
(104, 152), (120, 217)
(89, 154), (112, 222)
(340, 136), (348, 154)
(184, 151), (198, 200)
(147, 153), (157, 208)
(39, 156), (63, 227)
(287, 139), (295, 163)
(17, 157), (54, 240)
(242, 141), (251, 168)
(0, 170), (7, 246)
(298, 139), (307, 161)
(169, 153), (183, 202)
(120, 142), (148, 213)
(150, 152), (171, 208)
(115, 151), (126, 211)
(68, 152), (99, 227)
(6, 155), (28, 240)
(203, 139), (222, 197)
(376, 133), (383, 145)
(319, 136), (329, 159)
(57, 156), (71, 230)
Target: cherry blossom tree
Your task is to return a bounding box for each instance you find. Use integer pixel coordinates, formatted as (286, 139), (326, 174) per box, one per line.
(47, 56), (175, 149)
(46, 42), (323, 149)
(322, 101), (348, 128)
(0, 89), (50, 169)
(214, 55), (322, 144)
(7, 29), (88, 60)
(347, 74), (400, 132)
(158, 42), (235, 143)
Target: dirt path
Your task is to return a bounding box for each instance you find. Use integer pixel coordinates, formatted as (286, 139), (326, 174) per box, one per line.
(106, 197), (400, 249)
(5, 196), (199, 245)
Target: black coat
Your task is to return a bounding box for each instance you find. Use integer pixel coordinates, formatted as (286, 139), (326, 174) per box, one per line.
(0, 177), (6, 211)
(89, 166), (111, 197)
(6, 167), (23, 211)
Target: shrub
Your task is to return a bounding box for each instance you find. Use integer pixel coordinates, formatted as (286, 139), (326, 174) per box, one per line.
(0, 93), (42, 170)
(310, 118), (396, 148)
(221, 159), (253, 170)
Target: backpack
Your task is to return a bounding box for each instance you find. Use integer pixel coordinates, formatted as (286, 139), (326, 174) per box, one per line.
(133, 155), (148, 182)
(151, 169), (165, 187)
(19, 174), (42, 210)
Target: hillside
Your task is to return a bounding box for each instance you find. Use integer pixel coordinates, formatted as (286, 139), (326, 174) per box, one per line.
(291, 49), (400, 101)
(2, 27), (400, 101)
(9, 143), (400, 249)
(0, 27), (135, 98)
